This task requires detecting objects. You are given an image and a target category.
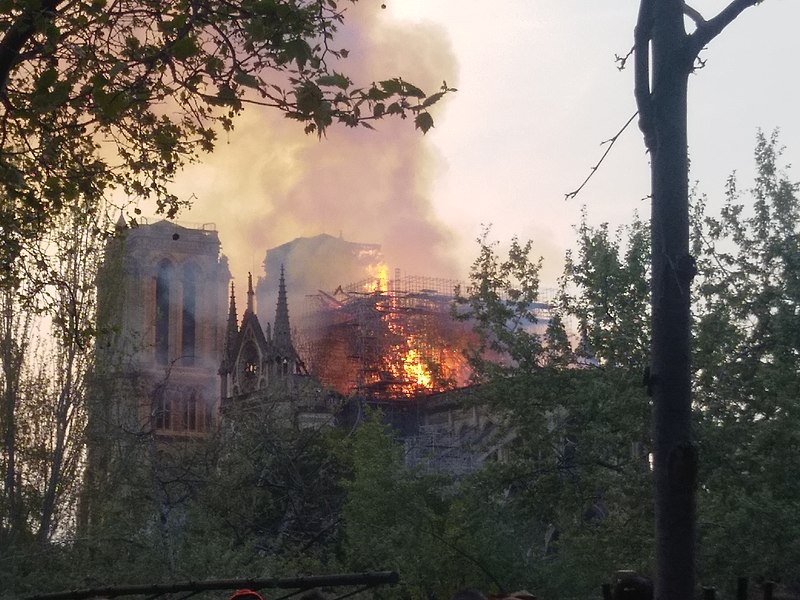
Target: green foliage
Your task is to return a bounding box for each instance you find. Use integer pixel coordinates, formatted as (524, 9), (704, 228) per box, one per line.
(0, 1), (454, 281)
(692, 131), (800, 591)
(452, 227), (654, 598)
(340, 412), (454, 599)
(194, 402), (346, 568)
(563, 212), (650, 370)
(454, 228), (547, 379)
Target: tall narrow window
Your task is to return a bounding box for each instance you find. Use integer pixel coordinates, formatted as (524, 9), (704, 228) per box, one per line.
(182, 265), (198, 365)
(155, 260), (173, 364)
(184, 390), (197, 431)
(154, 391), (172, 430)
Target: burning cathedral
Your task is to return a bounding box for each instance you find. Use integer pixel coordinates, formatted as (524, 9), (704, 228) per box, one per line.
(91, 218), (483, 443)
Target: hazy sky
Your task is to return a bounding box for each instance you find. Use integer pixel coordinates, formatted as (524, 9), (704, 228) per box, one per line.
(172, 1), (800, 291)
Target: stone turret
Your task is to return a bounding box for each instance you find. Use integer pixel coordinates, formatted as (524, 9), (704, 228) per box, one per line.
(273, 265), (292, 356)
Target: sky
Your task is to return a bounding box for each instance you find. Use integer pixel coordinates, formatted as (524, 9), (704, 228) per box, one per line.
(169, 0), (800, 293)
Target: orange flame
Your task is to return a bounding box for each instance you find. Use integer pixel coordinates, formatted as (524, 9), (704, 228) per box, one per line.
(364, 263), (389, 293)
(403, 343), (432, 389)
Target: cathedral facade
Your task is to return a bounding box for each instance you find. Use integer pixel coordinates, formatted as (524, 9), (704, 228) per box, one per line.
(89, 220), (495, 487)
(219, 269), (309, 402)
(94, 219), (318, 441)
(95, 219), (230, 437)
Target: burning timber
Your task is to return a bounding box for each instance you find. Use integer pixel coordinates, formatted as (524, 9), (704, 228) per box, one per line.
(294, 273), (477, 399)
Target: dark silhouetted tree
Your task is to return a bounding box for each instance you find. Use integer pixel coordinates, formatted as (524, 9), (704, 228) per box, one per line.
(633, 2), (766, 598)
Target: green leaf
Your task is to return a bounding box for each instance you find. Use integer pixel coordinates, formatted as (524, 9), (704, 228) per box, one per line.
(214, 85), (238, 105)
(316, 72), (350, 90)
(205, 56), (224, 76)
(379, 79), (402, 95)
(170, 36), (198, 61)
(109, 61), (127, 79)
(234, 71), (260, 88)
(401, 82), (426, 98)
(93, 88), (130, 120)
(367, 86), (390, 101)
(284, 38), (312, 70)
(421, 91), (445, 109)
(35, 68), (58, 91)
(295, 81), (323, 115)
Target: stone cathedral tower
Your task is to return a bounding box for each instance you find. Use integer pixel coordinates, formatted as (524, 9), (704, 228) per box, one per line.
(93, 219), (230, 436)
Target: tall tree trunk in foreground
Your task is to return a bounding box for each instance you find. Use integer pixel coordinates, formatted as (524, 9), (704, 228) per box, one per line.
(634, 1), (762, 599)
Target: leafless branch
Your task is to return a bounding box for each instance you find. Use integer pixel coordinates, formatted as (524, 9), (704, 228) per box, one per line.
(689, 0), (762, 57)
(565, 111), (638, 201)
(692, 56), (707, 72)
(615, 46), (634, 71)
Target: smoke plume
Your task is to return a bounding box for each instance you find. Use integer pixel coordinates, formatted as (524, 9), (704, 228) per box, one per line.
(171, 3), (460, 292)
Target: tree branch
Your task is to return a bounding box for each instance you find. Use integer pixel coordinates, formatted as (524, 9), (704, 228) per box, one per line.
(615, 46), (635, 71)
(565, 111), (638, 200)
(0, 0), (65, 95)
(689, 0), (761, 57)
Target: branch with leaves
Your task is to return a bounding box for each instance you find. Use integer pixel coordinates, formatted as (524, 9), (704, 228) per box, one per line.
(0, 0), (454, 282)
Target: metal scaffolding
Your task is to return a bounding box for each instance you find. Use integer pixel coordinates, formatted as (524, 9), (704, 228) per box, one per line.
(294, 273), (475, 398)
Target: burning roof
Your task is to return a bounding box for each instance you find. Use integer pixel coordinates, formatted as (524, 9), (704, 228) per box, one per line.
(294, 273), (478, 399)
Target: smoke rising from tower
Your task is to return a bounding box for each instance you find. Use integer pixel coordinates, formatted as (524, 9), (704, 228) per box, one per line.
(170, 3), (461, 289)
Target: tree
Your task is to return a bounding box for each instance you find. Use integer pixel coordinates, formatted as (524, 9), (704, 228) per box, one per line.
(340, 412), (454, 599)
(0, 198), (102, 547)
(632, 2), (763, 598)
(0, 1), (450, 585)
(453, 228), (655, 599)
(0, 0), (451, 281)
(691, 132), (800, 592)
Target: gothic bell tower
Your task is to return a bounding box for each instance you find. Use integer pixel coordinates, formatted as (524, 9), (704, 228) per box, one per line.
(95, 219), (230, 436)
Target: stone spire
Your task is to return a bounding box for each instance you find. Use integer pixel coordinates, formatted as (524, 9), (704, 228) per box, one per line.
(114, 212), (127, 232)
(246, 272), (255, 314)
(273, 265), (292, 351)
(221, 282), (238, 371)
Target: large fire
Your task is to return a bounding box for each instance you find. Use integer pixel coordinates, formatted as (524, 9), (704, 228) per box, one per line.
(295, 272), (477, 398)
(403, 346), (432, 388)
(365, 263), (389, 293)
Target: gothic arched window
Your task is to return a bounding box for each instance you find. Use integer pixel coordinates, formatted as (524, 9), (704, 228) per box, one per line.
(155, 260), (173, 364)
(237, 340), (260, 393)
(182, 264), (198, 365)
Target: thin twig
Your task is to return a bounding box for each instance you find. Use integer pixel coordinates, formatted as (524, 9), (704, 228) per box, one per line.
(564, 111), (638, 201)
(615, 46), (634, 71)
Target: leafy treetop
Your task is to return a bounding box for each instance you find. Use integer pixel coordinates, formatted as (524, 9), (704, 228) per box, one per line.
(0, 0), (453, 279)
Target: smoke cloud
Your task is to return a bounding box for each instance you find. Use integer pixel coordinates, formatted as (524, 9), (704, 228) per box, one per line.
(171, 3), (460, 292)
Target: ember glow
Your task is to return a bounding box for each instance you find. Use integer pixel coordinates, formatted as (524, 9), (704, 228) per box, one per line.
(403, 347), (431, 388)
(365, 263), (390, 294)
(296, 273), (476, 398)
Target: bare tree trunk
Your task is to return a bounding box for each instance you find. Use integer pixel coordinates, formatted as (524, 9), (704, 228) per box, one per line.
(0, 286), (30, 540)
(636, 5), (697, 593)
(1, 288), (19, 539)
(648, 39), (697, 600)
(634, 2), (763, 599)
(38, 346), (76, 542)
